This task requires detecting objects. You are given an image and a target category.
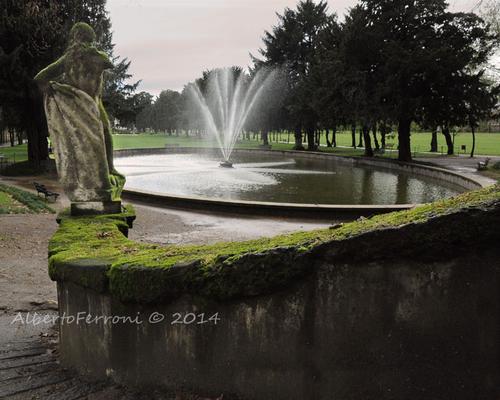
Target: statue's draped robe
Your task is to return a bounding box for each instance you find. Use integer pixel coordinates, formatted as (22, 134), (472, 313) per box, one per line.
(44, 82), (112, 202)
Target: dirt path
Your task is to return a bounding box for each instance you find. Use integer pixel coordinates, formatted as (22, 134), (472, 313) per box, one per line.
(0, 214), (58, 313)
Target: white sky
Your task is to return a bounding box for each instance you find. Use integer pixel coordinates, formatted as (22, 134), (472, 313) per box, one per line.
(107, 0), (481, 95)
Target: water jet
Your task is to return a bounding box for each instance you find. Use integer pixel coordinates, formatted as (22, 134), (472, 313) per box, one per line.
(189, 67), (276, 165)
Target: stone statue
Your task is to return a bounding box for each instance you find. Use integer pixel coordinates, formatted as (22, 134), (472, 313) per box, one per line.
(35, 22), (125, 215)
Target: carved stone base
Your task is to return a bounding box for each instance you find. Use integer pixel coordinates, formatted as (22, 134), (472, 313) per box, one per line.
(71, 201), (122, 216)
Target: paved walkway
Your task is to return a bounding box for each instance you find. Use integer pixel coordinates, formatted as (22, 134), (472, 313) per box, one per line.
(0, 330), (179, 399)
(415, 154), (498, 187)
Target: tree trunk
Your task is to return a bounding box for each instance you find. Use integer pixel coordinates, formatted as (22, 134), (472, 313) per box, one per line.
(430, 128), (438, 152)
(351, 124), (356, 148)
(17, 131), (23, 145)
(332, 125), (337, 147)
(358, 129), (364, 148)
(380, 122), (386, 149)
(306, 124), (317, 151)
(362, 124), (374, 157)
(470, 125), (476, 158)
(261, 128), (269, 146)
(9, 129), (15, 147)
(26, 85), (49, 167)
(293, 125), (304, 150)
(441, 126), (454, 155)
(398, 118), (412, 162)
(372, 123), (380, 150)
(325, 129), (332, 147)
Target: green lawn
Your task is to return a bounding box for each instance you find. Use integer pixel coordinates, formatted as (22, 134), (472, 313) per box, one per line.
(0, 184), (54, 214)
(261, 130), (500, 156)
(113, 130), (500, 156)
(0, 143), (28, 163)
(0, 130), (499, 168)
(112, 131), (500, 157)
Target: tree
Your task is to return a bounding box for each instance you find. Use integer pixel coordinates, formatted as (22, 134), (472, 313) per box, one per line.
(462, 74), (499, 157)
(0, 1), (64, 166)
(0, 0), (138, 167)
(417, 11), (497, 155)
(152, 90), (182, 134)
(338, 4), (385, 157)
(102, 57), (140, 126)
(358, 0), (456, 161)
(247, 67), (287, 146)
(130, 91), (154, 131)
(257, 0), (331, 151)
(309, 15), (343, 148)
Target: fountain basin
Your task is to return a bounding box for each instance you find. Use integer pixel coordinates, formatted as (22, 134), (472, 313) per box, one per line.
(52, 188), (500, 400)
(114, 148), (485, 219)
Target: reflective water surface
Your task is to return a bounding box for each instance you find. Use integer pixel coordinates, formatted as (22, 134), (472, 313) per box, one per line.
(115, 153), (463, 205)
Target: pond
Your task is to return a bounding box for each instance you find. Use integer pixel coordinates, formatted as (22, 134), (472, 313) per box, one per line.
(115, 152), (464, 205)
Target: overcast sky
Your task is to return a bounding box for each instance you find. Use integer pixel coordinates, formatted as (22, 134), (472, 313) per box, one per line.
(107, 0), (479, 96)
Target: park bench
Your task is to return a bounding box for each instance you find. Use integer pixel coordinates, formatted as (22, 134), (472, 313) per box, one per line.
(477, 158), (491, 171)
(33, 182), (59, 202)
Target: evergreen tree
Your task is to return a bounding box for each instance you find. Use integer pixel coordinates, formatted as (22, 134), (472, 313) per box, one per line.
(0, 0), (138, 167)
(257, 0), (331, 151)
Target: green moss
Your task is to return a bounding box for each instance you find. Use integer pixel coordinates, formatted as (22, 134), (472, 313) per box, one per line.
(49, 184), (500, 303)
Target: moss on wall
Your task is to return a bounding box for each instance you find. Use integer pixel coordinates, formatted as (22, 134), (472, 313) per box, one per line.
(48, 185), (500, 303)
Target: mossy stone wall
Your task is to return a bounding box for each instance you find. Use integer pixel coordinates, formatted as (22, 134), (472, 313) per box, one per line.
(50, 186), (500, 399)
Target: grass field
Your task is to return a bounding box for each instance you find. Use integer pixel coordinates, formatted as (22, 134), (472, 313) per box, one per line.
(113, 131), (500, 156)
(111, 130), (500, 156)
(0, 130), (499, 166)
(0, 143), (28, 163)
(257, 130), (500, 156)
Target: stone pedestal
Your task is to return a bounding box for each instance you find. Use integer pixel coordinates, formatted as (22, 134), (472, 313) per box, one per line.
(71, 201), (122, 216)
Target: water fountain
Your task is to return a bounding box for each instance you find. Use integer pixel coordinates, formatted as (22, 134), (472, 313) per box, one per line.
(113, 70), (471, 214)
(189, 67), (276, 167)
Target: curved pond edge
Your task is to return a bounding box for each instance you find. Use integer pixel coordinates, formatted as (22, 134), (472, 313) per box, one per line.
(115, 147), (488, 219)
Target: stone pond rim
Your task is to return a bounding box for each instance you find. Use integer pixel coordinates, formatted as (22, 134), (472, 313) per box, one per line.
(48, 184), (500, 304)
(114, 147), (490, 219)
(50, 185), (500, 399)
